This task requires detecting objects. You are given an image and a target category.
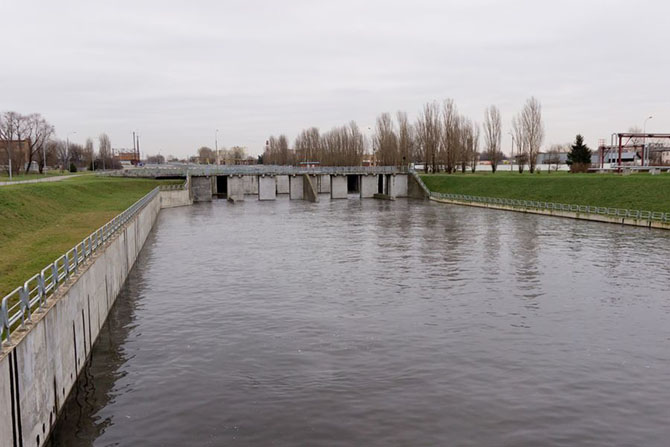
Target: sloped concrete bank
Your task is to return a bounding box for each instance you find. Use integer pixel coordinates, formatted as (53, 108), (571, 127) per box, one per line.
(0, 190), (183, 447)
(430, 197), (670, 230)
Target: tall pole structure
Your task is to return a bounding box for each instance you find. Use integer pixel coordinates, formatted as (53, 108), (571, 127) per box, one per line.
(136, 134), (140, 163)
(643, 115), (653, 166)
(215, 129), (220, 165)
(133, 131), (137, 166)
(508, 131), (515, 173)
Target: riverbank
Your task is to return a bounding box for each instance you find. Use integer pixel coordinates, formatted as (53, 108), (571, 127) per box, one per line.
(0, 176), (175, 297)
(421, 172), (670, 214)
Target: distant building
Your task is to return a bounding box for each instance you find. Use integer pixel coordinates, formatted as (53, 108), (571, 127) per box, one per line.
(116, 149), (140, 166)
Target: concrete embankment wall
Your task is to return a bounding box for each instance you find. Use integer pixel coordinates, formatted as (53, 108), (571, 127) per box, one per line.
(431, 197), (670, 230)
(0, 192), (164, 447)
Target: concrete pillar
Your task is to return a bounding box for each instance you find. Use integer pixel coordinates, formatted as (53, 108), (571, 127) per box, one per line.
(394, 174), (409, 197)
(276, 175), (290, 194)
(243, 175), (259, 194)
(319, 174), (331, 193)
(227, 176), (245, 201)
(289, 175), (304, 200)
(360, 174), (377, 198)
(191, 176), (213, 202)
(303, 174), (319, 202)
(330, 175), (348, 199)
(258, 175), (277, 201)
(386, 174), (395, 198)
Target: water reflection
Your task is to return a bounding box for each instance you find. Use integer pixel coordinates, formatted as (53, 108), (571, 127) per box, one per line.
(48, 198), (670, 447)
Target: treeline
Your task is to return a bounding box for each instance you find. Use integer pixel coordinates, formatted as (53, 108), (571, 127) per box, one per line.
(263, 97), (544, 172)
(0, 111), (120, 176)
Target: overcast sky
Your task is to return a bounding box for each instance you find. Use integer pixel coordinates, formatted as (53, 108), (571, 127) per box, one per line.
(1, 0), (668, 158)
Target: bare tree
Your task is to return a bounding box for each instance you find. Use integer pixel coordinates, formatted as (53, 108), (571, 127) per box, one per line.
(483, 105), (502, 173)
(464, 120), (480, 173)
(373, 112), (398, 166)
(277, 135), (290, 165)
(0, 111), (28, 178)
(520, 97), (545, 173)
(416, 101), (441, 173)
(440, 99), (460, 173)
(512, 115), (526, 173)
(23, 114), (54, 173)
(197, 146), (215, 164)
(396, 111), (414, 168)
(98, 133), (112, 170)
(84, 138), (94, 170)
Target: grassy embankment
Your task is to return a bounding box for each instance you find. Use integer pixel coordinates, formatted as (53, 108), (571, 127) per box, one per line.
(421, 172), (670, 214)
(0, 176), (174, 298)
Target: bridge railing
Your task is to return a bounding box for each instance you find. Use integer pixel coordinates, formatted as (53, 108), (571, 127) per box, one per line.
(430, 192), (670, 223)
(105, 165), (407, 178)
(0, 187), (160, 346)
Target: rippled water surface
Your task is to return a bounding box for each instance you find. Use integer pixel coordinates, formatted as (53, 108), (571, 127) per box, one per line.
(48, 196), (670, 446)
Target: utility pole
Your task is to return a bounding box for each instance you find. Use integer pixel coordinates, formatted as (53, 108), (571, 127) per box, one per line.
(643, 115), (653, 166)
(133, 131), (137, 165)
(508, 131), (515, 173)
(215, 129), (220, 165)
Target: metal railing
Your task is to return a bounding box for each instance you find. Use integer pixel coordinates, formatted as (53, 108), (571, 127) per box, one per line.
(429, 192), (670, 223)
(105, 165), (406, 178)
(0, 187), (160, 346)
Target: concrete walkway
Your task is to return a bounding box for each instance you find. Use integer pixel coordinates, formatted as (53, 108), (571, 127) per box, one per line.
(0, 175), (76, 186)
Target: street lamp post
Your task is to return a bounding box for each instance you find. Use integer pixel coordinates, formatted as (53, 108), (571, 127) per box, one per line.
(643, 115), (653, 166)
(215, 129), (220, 165)
(508, 131), (515, 173)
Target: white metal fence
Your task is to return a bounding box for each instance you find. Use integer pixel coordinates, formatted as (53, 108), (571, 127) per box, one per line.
(1, 187), (160, 346)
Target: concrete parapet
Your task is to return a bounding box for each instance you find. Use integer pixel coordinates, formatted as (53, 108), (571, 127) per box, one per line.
(330, 175), (348, 199)
(276, 175), (290, 194)
(0, 192), (161, 447)
(258, 176), (277, 201)
(303, 174), (319, 202)
(360, 174), (377, 198)
(289, 175), (304, 200)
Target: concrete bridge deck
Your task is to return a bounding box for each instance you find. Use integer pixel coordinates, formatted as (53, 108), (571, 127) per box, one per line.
(106, 165), (427, 203)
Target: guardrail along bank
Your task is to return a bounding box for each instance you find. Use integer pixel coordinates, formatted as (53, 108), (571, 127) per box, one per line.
(0, 183), (191, 447)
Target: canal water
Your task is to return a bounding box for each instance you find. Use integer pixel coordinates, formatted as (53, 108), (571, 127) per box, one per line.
(48, 197), (670, 446)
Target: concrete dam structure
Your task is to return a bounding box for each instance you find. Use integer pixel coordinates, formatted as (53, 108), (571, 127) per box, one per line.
(0, 167), (426, 447)
(112, 165), (428, 203)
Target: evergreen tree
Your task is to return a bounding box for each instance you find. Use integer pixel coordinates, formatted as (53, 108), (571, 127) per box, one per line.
(567, 134), (592, 171)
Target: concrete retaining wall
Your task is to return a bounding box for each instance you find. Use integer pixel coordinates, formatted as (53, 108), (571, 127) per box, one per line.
(0, 192), (162, 447)
(160, 189), (192, 208)
(430, 197), (670, 230)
